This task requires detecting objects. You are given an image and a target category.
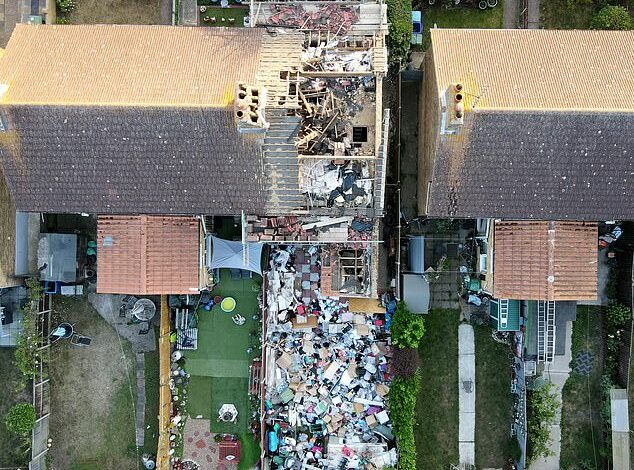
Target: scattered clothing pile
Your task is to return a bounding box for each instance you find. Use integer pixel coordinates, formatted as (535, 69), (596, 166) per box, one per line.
(264, 248), (395, 469)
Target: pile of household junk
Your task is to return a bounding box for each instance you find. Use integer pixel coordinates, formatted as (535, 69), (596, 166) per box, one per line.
(264, 246), (396, 470)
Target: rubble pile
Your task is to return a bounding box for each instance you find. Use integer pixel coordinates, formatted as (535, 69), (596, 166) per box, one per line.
(302, 43), (373, 73)
(295, 78), (375, 157)
(301, 160), (373, 209)
(264, 248), (395, 469)
(247, 216), (375, 243)
(267, 4), (359, 34)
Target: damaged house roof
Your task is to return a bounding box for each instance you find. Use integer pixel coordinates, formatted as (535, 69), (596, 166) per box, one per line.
(493, 220), (598, 301)
(425, 29), (634, 220)
(97, 215), (201, 295)
(0, 25), (303, 215)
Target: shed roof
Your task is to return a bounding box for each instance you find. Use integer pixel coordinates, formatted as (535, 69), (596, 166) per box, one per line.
(0, 24), (264, 107)
(430, 28), (634, 112)
(493, 220), (597, 301)
(489, 298), (520, 332)
(97, 215), (200, 295)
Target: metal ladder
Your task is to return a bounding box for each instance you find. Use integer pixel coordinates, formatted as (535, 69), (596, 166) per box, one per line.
(537, 300), (556, 363)
(499, 299), (509, 329)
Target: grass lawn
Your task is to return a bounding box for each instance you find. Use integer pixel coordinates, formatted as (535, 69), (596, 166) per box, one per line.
(199, 6), (248, 26)
(184, 269), (262, 440)
(420, 3), (504, 49)
(540, 0), (595, 29)
(560, 305), (604, 469)
(63, 0), (161, 25)
(473, 324), (516, 468)
(415, 309), (460, 468)
(49, 297), (138, 470)
(143, 344), (160, 454)
(0, 347), (31, 468)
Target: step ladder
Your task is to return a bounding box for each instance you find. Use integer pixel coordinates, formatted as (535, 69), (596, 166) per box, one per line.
(499, 299), (509, 329)
(537, 300), (556, 363)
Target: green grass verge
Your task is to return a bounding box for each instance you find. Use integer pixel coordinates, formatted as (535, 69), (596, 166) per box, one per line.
(199, 7), (248, 27)
(474, 324), (515, 468)
(560, 305), (604, 469)
(0, 348), (31, 468)
(540, 0), (595, 29)
(144, 345), (160, 454)
(415, 309), (460, 468)
(421, 3), (504, 49)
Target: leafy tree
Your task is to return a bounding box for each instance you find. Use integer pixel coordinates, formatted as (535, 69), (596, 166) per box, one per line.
(5, 403), (36, 436)
(390, 302), (425, 349)
(386, 0), (412, 66)
(590, 5), (632, 30)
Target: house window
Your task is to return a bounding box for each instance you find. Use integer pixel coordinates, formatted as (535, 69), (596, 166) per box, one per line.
(338, 249), (366, 293)
(352, 126), (368, 143)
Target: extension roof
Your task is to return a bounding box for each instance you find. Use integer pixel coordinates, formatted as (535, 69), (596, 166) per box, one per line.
(97, 215), (201, 295)
(426, 29), (634, 220)
(0, 25), (303, 214)
(493, 220), (598, 301)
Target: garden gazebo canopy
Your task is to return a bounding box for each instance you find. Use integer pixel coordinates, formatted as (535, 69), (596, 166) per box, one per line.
(206, 236), (263, 275)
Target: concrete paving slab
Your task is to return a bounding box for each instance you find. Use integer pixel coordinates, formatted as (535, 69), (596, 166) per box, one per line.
(458, 324), (476, 466)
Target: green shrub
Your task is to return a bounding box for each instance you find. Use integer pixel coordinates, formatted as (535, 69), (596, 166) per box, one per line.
(390, 302), (425, 349)
(391, 347), (421, 379)
(56, 0), (76, 13)
(389, 373), (421, 470)
(5, 403), (36, 436)
(386, 0), (412, 66)
(606, 302), (631, 328)
(527, 382), (560, 463)
(590, 5), (632, 30)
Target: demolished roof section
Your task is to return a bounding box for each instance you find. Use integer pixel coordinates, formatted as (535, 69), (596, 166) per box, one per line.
(492, 220), (598, 301)
(97, 215), (201, 295)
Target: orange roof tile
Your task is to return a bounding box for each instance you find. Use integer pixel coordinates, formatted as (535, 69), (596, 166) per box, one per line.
(0, 24), (265, 106)
(493, 220), (597, 301)
(97, 215), (200, 295)
(430, 29), (634, 112)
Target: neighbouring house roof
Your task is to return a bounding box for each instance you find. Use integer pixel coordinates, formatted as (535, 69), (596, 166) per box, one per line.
(430, 28), (634, 112)
(426, 29), (634, 220)
(0, 106), (266, 214)
(493, 220), (598, 301)
(0, 24), (264, 107)
(0, 25), (305, 215)
(428, 111), (634, 219)
(97, 215), (201, 295)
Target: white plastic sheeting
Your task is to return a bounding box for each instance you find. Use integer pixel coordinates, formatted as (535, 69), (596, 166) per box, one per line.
(206, 236), (263, 275)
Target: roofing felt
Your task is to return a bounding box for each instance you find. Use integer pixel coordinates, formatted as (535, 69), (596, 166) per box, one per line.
(430, 28), (634, 111)
(0, 24), (264, 107)
(0, 105), (267, 214)
(493, 220), (598, 301)
(427, 110), (634, 220)
(97, 215), (200, 295)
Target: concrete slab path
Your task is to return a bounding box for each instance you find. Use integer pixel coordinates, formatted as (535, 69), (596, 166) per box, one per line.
(459, 324), (476, 466)
(528, 321), (572, 470)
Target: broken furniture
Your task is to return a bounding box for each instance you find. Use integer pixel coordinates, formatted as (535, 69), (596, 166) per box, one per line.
(70, 333), (92, 347)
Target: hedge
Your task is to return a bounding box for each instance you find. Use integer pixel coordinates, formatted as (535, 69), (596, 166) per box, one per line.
(389, 373), (421, 470)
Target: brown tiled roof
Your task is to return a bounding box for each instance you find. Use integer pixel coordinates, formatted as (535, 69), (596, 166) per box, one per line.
(493, 220), (597, 301)
(0, 24), (264, 106)
(430, 29), (634, 112)
(97, 215), (200, 295)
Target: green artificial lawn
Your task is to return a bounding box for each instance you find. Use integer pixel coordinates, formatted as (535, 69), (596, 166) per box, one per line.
(415, 309), (460, 468)
(421, 3), (504, 49)
(238, 432), (261, 470)
(199, 6), (248, 27)
(184, 268), (262, 438)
